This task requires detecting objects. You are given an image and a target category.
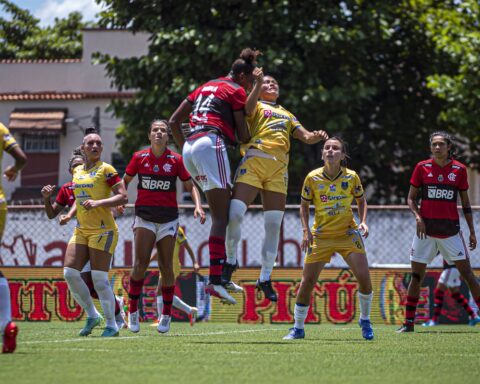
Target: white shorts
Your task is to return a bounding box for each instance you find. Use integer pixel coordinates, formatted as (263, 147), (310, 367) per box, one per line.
(182, 133), (232, 191)
(410, 232), (469, 265)
(133, 216), (179, 243)
(438, 267), (461, 288)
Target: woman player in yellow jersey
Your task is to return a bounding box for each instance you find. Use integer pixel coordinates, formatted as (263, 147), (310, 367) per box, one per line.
(283, 137), (374, 340)
(63, 128), (128, 337)
(224, 69), (328, 301)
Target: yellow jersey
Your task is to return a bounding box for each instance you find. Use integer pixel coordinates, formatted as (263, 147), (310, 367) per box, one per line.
(242, 101), (304, 164)
(173, 226), (187, 261)
(72, 161), (122, 231)
(301, 167), (364, 238)
(0, 123), (19, 204)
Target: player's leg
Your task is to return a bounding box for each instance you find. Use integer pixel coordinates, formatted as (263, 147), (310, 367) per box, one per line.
(156, 234), (176, 333)
(424, 280), (447, 326)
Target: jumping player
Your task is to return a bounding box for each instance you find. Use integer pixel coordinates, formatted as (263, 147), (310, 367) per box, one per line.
(397, 131), (480, 333)
(169, 48), (258, 305)
(0, 122), (27, 353)
(283, 137), (374, 340)
(224, 70), (328, 301)
(124, 120), (205, 334)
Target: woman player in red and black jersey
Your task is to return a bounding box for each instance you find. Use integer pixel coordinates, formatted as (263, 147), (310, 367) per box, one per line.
(124, 119), (205, 334)
(397, 131), (480, 333)
(169, 48), (259, 304)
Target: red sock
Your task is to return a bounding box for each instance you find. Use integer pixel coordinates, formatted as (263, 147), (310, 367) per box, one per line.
(452, 292), (475, 318)
(432, 288), (445, 322)
(128, 277), (144, 313)
(81, 272), (98, 299)
(209, 236), (225, 285)
(161, 285), (175, 316)
(405, 295), (419, 325)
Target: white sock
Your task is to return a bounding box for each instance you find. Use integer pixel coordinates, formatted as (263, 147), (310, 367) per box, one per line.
(259, 210), (284, 282)
(156, 295), (163, 319)
(63, 267), (99, 318)
(91, 270), (117, 330)
(226, 199), (247, 265)
(358, 291), (373, 320)
(294, 303), (309, 329)
(0, 277), (12, 332)
(173, 295), (193, 314)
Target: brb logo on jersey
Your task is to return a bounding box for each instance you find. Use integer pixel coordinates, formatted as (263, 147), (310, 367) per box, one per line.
(427, 186), (455, 200)
(141, 176), (171, 190)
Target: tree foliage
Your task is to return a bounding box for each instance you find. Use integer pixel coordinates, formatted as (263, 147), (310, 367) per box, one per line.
(0, 0), (89, 59)
(97, 0), (480, 203)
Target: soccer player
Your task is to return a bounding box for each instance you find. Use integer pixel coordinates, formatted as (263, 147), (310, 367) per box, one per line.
(169, 48), (258, 305)
(423, 259), (480, 327)
(224, 70), (328, 301)
(151, 226), (201, 326)
(0, 122), (27, 353)
(63, 128), (128, 337)
(397, 131), (480, 333)
(283, 137), (374, 340)
(124, 120), (205, 334)
(41, 150), (126, 329)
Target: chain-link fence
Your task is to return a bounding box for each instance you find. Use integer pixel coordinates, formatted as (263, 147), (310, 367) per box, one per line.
(1, 205), (479, 267)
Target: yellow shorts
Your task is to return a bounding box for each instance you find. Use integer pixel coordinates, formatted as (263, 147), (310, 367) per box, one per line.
(305, 230), (366, 264)
(0, 204), (7, 237)
(234, 156), (288, 195)
(69, 227), (118, 255)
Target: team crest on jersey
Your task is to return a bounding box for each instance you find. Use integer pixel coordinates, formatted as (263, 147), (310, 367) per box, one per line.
(264, 110), (273, 118)
(341, 181), (348, 190)
(438, 174), (444, 182)
(448, 172), (456, 181)
(163, 163), (172, 173)
(329, 184), (336, 192)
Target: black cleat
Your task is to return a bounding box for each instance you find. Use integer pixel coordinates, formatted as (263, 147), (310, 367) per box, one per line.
(256, 279), (278, 302)
(221, 261), (238, 286)
(396, 323), (414, 333)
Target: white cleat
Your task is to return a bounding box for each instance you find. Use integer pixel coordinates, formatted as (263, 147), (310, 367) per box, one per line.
(224, 280), (244, 293)
(205, 284), (237, 305)
(128, 310), (140, 333)
(157, 315), (171, 334)
(115, 296), (127, 329)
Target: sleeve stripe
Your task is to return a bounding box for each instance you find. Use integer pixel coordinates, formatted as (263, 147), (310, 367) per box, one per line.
(5, 142), (18, 152)
(301, 196), (312, 202)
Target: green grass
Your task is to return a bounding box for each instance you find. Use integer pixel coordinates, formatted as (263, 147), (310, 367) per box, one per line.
(1, 322), (479, 384)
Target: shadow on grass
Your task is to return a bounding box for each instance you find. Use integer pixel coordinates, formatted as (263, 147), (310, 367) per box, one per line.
(189, 339), (363, 345)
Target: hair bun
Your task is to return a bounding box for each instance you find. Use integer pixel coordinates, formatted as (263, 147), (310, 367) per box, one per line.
(239, 48), (261, 65)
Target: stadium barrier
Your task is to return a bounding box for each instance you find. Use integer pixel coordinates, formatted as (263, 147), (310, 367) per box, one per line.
(1, 205), (480, 267)
(2, 267), (478, 325)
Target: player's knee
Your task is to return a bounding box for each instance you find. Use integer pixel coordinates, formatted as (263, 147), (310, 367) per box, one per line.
(301, 275), (317, 290)
(91, 270), (110, 293)
(229, 199), (247, 226)
(263, 210), (284, 231)
(63, 267), (81, 283)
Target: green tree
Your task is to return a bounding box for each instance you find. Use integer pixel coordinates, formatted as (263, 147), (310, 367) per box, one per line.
(98, 0), (480, 203)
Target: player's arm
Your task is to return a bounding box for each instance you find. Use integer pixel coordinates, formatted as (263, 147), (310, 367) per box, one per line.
(123, 173), (134, 190)
(82, 181), (128, 210)
(234, 109), (251, 143)
(41, 184), (64, 219)
(169, 100), (192, 150)
(244, 67), (264, 116)
(4, 145), (27, 182)
(59, 204), (76, 226)
(355, 195), (369, 238)
(300, 198), (312, 252)
(459, 190), (476, 250)
(293, 126), (329, 144)
(183, 179), (206, 224)
(407, 185), (426, 239)
(184, 240), (200, 272)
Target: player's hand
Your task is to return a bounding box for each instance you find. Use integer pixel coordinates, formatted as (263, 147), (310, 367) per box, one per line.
(359, 222), (369, 238)
(4, 165), (19, 182)
(252, 66), (264, 84)
(193, 262), (200, 273)
(82, 199), (99, 210)
(115, 205), (125, 216)
(316, 130), (329, 141)
(301, 229), (313, 252)
(59, 215), (71, 226)
(41, 185), (56, 199)
(309, 130), (329, 144)
(416, 216), (426, 239)
(194, 207), (206, 224)
(469, 232), (477, 250)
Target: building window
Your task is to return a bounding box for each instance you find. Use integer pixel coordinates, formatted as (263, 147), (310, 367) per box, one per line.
(22, 134), (59, 153)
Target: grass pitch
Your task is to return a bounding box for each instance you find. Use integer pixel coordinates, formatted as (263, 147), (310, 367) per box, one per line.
(1, 322), (479, 384)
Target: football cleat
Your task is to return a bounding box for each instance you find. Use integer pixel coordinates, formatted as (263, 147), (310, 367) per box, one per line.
(256, 279), (278, 302)
(157, 315), (171, 334)
(128, 310), (140, 333)
(189, 307), (198, 326)
(468, 316), (480, 326)
(396, 323), (414, 333)
(205, 284), (237, 305)
(2, 322), (18, 353)
(422, 319), (438, 327)
(283, 327), (305, 340)
(101, 326), (119, 337)
(224, 280), (244, 293)
(221, 261), (239, 286)
(358, 319), (374, 340)
(115, 296), (127, 329)
(78, 316), (102, 337)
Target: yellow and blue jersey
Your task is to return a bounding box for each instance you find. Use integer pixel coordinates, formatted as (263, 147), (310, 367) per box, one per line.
(301, 167), (364, 238)
(0, 123), (18, 204)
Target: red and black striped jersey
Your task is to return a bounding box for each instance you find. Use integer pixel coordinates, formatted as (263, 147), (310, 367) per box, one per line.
(55, 181), (75, 208)
(186, 77), (246, 144)
(410, 158), (468, 238)
(125, 148), (191, 223)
